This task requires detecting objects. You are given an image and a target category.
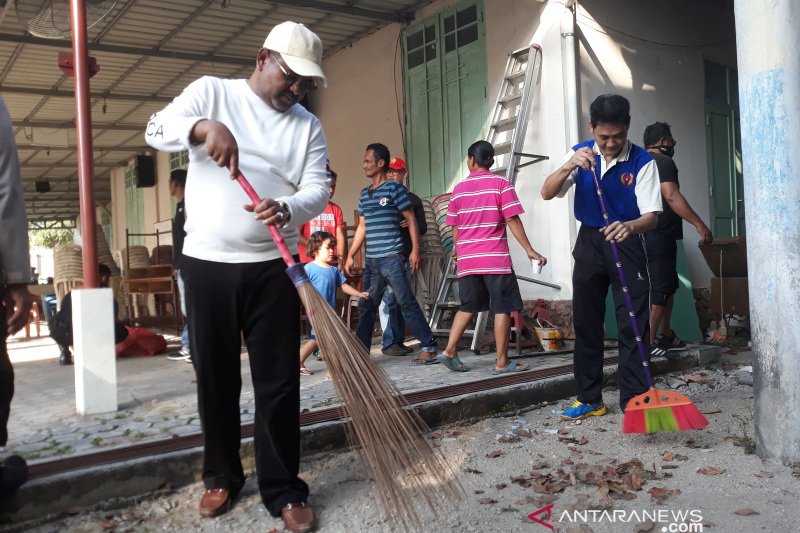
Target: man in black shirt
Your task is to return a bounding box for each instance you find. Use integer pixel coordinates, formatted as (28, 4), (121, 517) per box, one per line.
(49, 264), (128, 365)
(643, 122), (712, 356)
(378, 157), (427, 356)
(168, 169), (191, 362)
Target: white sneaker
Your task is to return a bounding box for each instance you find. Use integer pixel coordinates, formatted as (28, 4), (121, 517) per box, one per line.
(167, 351), (190, 361)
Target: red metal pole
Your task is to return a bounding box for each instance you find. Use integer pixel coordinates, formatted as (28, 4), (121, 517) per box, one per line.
(70, 0), (99, 288)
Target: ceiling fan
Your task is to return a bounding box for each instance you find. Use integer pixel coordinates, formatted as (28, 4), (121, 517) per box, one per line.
(15, 0), (120, 39)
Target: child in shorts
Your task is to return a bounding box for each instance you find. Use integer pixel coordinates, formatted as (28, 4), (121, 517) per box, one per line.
(300, 231), (369, 375)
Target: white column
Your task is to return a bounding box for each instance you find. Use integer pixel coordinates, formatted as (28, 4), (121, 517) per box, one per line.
(734, 0), (800, 463)
(72, 288), (117, 414)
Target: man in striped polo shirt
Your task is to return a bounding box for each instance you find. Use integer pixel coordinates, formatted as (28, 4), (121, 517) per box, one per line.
(344, 143), (438, 364)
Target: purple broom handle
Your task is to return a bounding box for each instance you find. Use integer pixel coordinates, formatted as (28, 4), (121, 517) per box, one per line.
(590, 164), (654, 387)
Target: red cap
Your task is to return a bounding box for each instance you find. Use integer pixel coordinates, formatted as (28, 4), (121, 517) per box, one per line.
(388, 157), (407, 171)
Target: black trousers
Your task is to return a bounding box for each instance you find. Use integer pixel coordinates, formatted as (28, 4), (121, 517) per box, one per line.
(181, 255), (308, 516)
(0, 296), (13, 447)
(572, 225), (651, 409)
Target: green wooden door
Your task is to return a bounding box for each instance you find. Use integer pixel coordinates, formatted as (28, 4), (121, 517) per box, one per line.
(704, 62), (744, 237)
(404, 0), (487, 198)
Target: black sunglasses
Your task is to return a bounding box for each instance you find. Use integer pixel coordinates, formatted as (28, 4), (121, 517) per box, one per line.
(271, 53), (317, 92)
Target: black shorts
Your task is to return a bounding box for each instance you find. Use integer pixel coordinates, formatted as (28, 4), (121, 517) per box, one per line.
(645, 232), (678, 306)
(458, 273), (522, 314)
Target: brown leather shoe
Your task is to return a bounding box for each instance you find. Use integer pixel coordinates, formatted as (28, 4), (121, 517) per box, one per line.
(199, 488), (231, 518)
(281, 502), (315, 532)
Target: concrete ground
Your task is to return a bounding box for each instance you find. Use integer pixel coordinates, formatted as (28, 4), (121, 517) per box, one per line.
(4, 325), (772, 532)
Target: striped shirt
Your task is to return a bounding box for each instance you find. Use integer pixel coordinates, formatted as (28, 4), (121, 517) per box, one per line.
(358, 180), (412, 258)
(446, 169), (524, 277)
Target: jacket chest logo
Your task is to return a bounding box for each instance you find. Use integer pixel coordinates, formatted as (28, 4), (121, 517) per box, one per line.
(379, 197), (389, 206)
(620, 172), (634, 187)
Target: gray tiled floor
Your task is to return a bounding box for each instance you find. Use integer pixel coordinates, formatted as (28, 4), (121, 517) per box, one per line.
(5, 325), (581, 463)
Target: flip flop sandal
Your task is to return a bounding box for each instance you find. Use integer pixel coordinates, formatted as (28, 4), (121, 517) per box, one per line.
(492, 361), (529, 374)
(436, 354), (470, 372)
(410, 355), (440, 366)
(300, 367), (313, 376)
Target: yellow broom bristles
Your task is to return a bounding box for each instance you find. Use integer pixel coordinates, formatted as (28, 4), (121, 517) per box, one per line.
(296, 283), (463, 530)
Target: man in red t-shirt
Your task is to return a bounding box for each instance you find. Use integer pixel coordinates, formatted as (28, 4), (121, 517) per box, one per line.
(297, 166), (347, 262)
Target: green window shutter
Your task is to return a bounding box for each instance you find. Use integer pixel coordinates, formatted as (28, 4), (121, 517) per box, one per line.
(404, 0), (488, 198)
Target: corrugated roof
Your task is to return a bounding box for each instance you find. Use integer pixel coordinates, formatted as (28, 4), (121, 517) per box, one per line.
(1, 0), (432, 222)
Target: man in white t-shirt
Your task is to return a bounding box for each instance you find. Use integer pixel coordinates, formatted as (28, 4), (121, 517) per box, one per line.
(145, 21), (329, 533)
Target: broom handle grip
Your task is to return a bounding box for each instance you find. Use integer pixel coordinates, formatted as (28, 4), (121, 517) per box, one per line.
(590, 164), (654, 388)
(235, 172), (297, 267)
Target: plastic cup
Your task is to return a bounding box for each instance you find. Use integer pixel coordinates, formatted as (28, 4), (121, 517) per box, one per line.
(531, 259), (543, 274)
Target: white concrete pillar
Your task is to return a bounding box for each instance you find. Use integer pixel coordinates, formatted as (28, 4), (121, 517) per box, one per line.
(734, 0), (800, 463)
(72, 288), (117, 414)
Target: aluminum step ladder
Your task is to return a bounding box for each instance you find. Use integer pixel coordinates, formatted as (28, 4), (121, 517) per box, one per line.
(487, 44), (548, 183)
(428, 256), (490, 354)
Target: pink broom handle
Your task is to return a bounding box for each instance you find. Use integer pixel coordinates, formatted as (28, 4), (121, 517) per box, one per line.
(235, 171), (296, 267)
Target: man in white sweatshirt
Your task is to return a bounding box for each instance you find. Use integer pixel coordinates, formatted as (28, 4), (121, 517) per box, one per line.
(145, 21), (329, 533)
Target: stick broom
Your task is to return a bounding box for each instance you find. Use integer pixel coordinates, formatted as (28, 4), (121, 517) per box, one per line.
(589, 165), (708, 434)
(236, 172), (463, 529)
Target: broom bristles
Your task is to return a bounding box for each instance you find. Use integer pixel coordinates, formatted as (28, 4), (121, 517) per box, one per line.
(296, 283), (463, 529)
(623, 387), (709, 434)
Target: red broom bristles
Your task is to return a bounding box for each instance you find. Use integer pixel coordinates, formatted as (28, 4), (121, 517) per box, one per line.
(236, 173), (463, 530)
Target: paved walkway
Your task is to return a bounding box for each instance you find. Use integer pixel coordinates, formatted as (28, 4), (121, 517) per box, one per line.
(5, 324), (582, 464)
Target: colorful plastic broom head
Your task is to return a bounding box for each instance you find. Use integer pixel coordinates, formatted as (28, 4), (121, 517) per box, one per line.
(623, 388), (709, 434)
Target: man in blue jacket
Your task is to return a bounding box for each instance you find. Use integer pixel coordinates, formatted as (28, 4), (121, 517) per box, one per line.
(541, 94), (662, 420)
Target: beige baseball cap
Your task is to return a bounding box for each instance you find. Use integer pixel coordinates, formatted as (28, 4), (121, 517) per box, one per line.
(264, 21), (327, 87)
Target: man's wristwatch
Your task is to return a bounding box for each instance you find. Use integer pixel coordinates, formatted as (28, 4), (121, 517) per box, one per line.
(276, 200), (291, 226)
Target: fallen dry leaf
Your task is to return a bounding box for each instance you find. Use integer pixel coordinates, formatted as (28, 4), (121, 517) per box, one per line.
(624, 473), (643, 491)
(577, 436), (589, 445)
(594, 427), (607, 432)
(557, 429), (571, 435)
(661, 464), (679, 470)
(647, 486), (681, 502)
(531, 461), (550, 470)
(486, 450), (503, 458)
(697, 466), (725, 475)
(662, 452), (674, 461)
(754, 471), (774, 478)
(477, 497), (497, 505)
(495, 483), (507, 490)
(674, 453), (689, 461)
(474, 490), (484, 494)
(734, 508), (759, 516)
(430, 432), (444, 439)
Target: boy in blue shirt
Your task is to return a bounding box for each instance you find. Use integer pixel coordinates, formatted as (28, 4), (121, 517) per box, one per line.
(300, 231), (369, 375)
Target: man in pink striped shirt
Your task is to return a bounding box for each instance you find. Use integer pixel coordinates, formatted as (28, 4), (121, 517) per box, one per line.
(438, 141), (546, 374)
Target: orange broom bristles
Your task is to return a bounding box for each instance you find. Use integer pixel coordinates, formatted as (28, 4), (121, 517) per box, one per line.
(236, 173), (463, 530)
(623, 387), (709, 434)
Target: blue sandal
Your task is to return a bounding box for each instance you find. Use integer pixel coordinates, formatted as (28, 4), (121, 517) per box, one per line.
(493, 361), (529, 374)
(436, 354), (470, 372)
(410, 354), (439, 366)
